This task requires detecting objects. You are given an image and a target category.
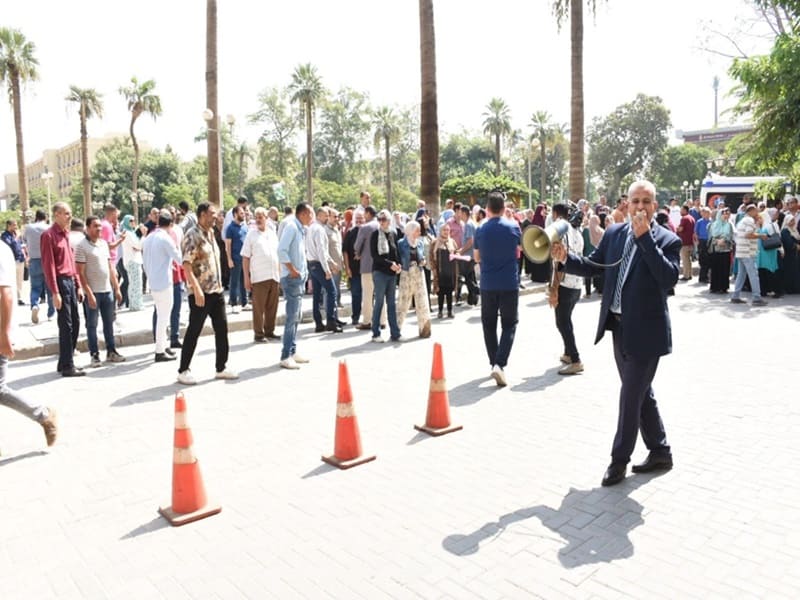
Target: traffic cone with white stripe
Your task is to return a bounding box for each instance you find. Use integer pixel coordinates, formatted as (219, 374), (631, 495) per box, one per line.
(322, 361), (376, 469)
(158, 392), (221, 526)
(415, 343), (462, 436)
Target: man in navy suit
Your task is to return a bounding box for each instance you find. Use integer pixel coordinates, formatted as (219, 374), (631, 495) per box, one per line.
(552, 180), (680, 486)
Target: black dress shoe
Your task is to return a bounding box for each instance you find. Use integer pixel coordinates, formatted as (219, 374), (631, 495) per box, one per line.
(155, 352), (176, 362)
(326, 323), (343, 333)
(631, 453), (673, 473)
(314, 325), (326, 333)
(336, 319), (347, 327)
(266, 333), (281, 340)
(601, 463), (627, 486)
(164, 348), (176, 357)
(61, 367), (86, 377)
(170, 341), (183, 349)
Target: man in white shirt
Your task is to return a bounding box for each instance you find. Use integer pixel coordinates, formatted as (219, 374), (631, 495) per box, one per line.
(307, 207), (342, 333)
(731, 204), (768, 306)
(0, 242), (58, 446)
(242, 207), (281, 343)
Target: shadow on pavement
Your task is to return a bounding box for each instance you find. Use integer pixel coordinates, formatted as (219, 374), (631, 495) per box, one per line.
(510, 366), (563, 393)
(443, 478), (651, 568)
(301, 463), (337, 479)
(9, 371), (63, 388)
(448, 377), (501, 407)
(406, 431), (434, 445)
(234, 365), (281, 382)
(0, 450), (48, 467)
(110, 383), (183, 407)
(120, 516), (171, 540)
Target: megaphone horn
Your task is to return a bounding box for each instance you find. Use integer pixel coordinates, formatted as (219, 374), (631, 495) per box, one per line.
(521, 220), (569, 264)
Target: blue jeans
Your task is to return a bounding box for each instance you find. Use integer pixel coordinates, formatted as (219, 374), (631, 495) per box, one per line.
(480, 289), (519, 368)
(229, 260), (246, 306)
(84, 291), (116, 356)
(371, 270), (400, 339)
(732, 257), (762, 300)
(309, 261), (338, 327)
(280, 275), (306, 360)
(28, 258), (54, 318)
(349, 272), (362, 324)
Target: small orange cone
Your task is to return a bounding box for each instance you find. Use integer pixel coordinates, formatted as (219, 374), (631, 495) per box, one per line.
(415, 343), (463, 437)
(158, 392), (221, 526)
(322, 361), (376, 469)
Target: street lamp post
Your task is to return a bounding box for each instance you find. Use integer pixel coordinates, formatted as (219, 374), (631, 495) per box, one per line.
(681, 179), (699, 202)
(41, 170), (54, 218)
(545, 184), (551, 203)
(705, 156), (737, 175)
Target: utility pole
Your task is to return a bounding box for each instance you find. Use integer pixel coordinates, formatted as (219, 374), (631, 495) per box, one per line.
(713, 76), (719, 128)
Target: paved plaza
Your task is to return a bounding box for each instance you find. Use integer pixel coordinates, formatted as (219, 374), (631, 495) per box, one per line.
(1, 280), (799, 599)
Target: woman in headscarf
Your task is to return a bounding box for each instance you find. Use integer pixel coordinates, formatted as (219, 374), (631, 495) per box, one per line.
(708, 207), (734, 293)
(369, 209), (402, 342)
(582, 214), (605, 295)
(780, 213), (800, 294)
(757, 209), (781, 297)
(120, 214), (144, 310)
(527, 204), (552, 284)
(429, 222), (458, 318)
(396, 220), (432, 338)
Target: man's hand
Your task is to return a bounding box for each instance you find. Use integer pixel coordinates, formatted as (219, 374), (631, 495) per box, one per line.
(632, 210), (650, 238)
(228, 258), (234, 269)
(244, 278), (252, 293)
(77, 288), (84, 303)
(194, 290), (205, 307)
(325, 271), (331, 280)
(114, 289), (122, 305)
(53, 292), (62, 311)
(87, 292), (97, 310)
(550, 241), (567, 263)
(289, 267), (300, 279)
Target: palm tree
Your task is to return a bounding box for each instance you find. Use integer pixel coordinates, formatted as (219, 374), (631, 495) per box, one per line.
(554, 0), (600, 201)
(206, 0), (222, 207)
(288, 63), (324, 203)
(119, 76), (162, 215)
(66, 86), (104, 218)
(231, 141), (254, 196)
(482, 98), (512, 175)
(0, 28), (39, 219)
(530, 110), (556, 207)
(419, 0), (440, 217)
(373, 107), (401, 211)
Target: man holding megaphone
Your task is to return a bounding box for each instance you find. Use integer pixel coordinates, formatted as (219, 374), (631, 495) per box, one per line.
(550, 180), (681, 487)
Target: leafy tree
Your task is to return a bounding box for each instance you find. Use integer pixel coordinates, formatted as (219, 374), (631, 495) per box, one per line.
(242, 175), (300, 209)
(482, 98), (513, 175)
(289, 63), (325, 202)
(0, 27), (39, 217)
(373, 106), (401, 211)
(587, 93), (671, 200)
(530, 111), (561, 207)
(649, 144), (716, 197)
(441, 172), (528, 206)
(248, 86), (297, 178)
(66, 86), (104, 218)
(419, 0), (440, 216)
(439, 132), (495, 184)
(313, 87), (370, 185)
(230, 141), (254, 196)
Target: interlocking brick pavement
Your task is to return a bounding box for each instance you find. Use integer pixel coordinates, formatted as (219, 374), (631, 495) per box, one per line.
(1, 279), (799, 599)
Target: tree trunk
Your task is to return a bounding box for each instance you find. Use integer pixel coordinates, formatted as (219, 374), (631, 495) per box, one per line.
(385, 135), (393, 212)
(495, 134), (501, 176)
(206, 0), (223, 209)
(568, 0), (585, 202)
(11, 70), (29, 219)
(540, 133), (547, 206)
(419, 0), (440, 218)
(80, 104), (92, 218)
(130, 114), (140, 219)
(305, 107), (313, 203)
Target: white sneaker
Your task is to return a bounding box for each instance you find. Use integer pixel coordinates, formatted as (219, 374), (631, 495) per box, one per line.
(177, 370), (196, 385)
(215, 369), (239, 380)
(280, 357), (300, 369)
(371, 336), (385, 343)
(31, 305), (39, 324)
(292, 354), (310, 364)
(243, 303), (253, 311)
(232, 305), (241, 314)
(491, 364), (507, 387)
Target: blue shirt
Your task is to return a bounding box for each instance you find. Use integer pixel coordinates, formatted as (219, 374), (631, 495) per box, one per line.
(225, 220), (248, 260)
(277, 216), (308, 280)
(462, 220), (476, 259)
(474, 217), (520, 291)
(142, 228), (182, 292)
(694, 217), (710, 240)
(1, 230), (24, 262)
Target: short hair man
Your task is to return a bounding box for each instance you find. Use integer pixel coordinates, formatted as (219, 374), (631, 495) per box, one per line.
(222, 196), (249, 241)
(1, 219), (25, 306)
(731, 204), (769, 306)
(307, 207), (342, 333)
(474, 191), (521, 387)
(241, 207), (281, 343)
(224, 204), (249, 312)
(22, 209), (54, 323)
(552, 180), (680, 486)
(342, 210), (365, 325)
(677, 204), (696, 281)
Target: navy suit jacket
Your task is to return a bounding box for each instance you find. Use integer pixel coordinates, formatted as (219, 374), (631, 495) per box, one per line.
(563, 222), (680, 358)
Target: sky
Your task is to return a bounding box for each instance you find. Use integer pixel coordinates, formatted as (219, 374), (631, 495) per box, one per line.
(0, 0), (774, 183)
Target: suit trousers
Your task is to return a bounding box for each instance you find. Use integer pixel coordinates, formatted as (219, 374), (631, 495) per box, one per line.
(251, 279), (280, 338)
(610, 317), (670, 465)
(55, 276), (80, 372)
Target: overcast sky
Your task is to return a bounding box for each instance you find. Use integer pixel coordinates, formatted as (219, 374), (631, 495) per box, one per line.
(0, 0), (773, 180)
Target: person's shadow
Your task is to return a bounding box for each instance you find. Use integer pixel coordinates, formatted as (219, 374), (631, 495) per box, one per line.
(443, 478), (649, 568)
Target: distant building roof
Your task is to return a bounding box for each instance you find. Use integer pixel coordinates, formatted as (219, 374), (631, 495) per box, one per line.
(675, 125), (753, 145)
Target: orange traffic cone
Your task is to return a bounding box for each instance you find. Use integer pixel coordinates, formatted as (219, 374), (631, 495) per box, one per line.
(158, 392), (221, 526)
(322, 361), (376, 469)
(415, 343), (462, 437)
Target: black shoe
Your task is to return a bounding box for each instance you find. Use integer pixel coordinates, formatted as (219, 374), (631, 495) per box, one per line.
(314, 325), (326, 333)
(164, 348), (176, 357)
(61, 367), (86, 377)
(170, 340), (183, 349)
(632, 453), (673, 474)
(601, 463), (627, 486)
(326, 323), (343, 333)
(336, 319), (347, 327)
(266, 333), (281, 340)
(253, 336), (267, 343)
(155, 352), (176, 362)
(17, 299), (25, 306)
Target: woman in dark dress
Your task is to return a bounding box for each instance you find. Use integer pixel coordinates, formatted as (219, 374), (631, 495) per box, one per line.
(429, 223), (458, 318)
(708, 208), (734, 293)
(780, 213), (800, 294)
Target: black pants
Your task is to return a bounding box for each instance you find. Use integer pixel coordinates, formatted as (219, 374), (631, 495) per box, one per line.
(555, 286), (581, 362)
(480, 289), (519, 369)
(117, 261), (129, 307)
(610, 317), (670, 465)
(178, 292), (229, 373)
(55, 277), (80, 372)
(698, 242), (710, 282)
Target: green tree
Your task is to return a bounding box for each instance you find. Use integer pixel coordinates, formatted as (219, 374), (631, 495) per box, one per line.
(230, 141), (254, 196)
(313, 87), (370, 185)
(66, 86), (104, 218)
(482, 97), (513, 175)
(248, 86), (297, 178)
(119, 76), (162, 215)
(650, 144), (715, 196)
(289, 63), (325, 202)
(441, 172), (528, 206)
(587, 93), (671, 200)
(439, 132), (495, 184)
(419, 0), (440, 216)
(530, 111), (560, 207)
(0, 28), (39, 218)
(373, 106), (401, 211)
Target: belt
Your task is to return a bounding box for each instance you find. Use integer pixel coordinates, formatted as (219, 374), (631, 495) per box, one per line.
(57, 274), (75, 280)
(610, 312), (621, 322)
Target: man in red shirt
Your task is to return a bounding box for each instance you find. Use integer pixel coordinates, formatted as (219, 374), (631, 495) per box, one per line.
(676, 204), (696, 281)
(41, 202), (85, 377)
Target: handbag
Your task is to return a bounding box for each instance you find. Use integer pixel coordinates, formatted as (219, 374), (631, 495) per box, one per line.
(762, 233), (781, 250)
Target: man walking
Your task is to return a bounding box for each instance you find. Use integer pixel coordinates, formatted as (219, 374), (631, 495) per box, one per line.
(22, 209), (54, 323)
(143, 210), (183, 363)
(731, 203), (768, 306)
(677, 204), (695, 281)
(75, 216), (126, 368)
(225, 205), (249, 313)
(0, 241), (58, 445)
(177, 202), (238, 385)
(1, 220), (26, 306)
(354, 206), (385, 330)
(242, 207), (281, 343)
(474, 191), (521, 387)
(307, 207), (342, 333)
(553, 180), (680, 487)
(277, 202), (313, 369)
(41, 203), (85, 377)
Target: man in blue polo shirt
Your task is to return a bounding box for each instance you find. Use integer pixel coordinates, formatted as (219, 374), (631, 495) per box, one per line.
(474, 191), (521, 387)
(693, 206), (712, 283)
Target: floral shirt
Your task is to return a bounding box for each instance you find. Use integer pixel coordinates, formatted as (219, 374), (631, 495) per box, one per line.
(181, 225), (222, 295)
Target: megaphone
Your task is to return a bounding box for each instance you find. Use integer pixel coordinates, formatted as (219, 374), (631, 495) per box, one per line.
(521, 220), (569, 264)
